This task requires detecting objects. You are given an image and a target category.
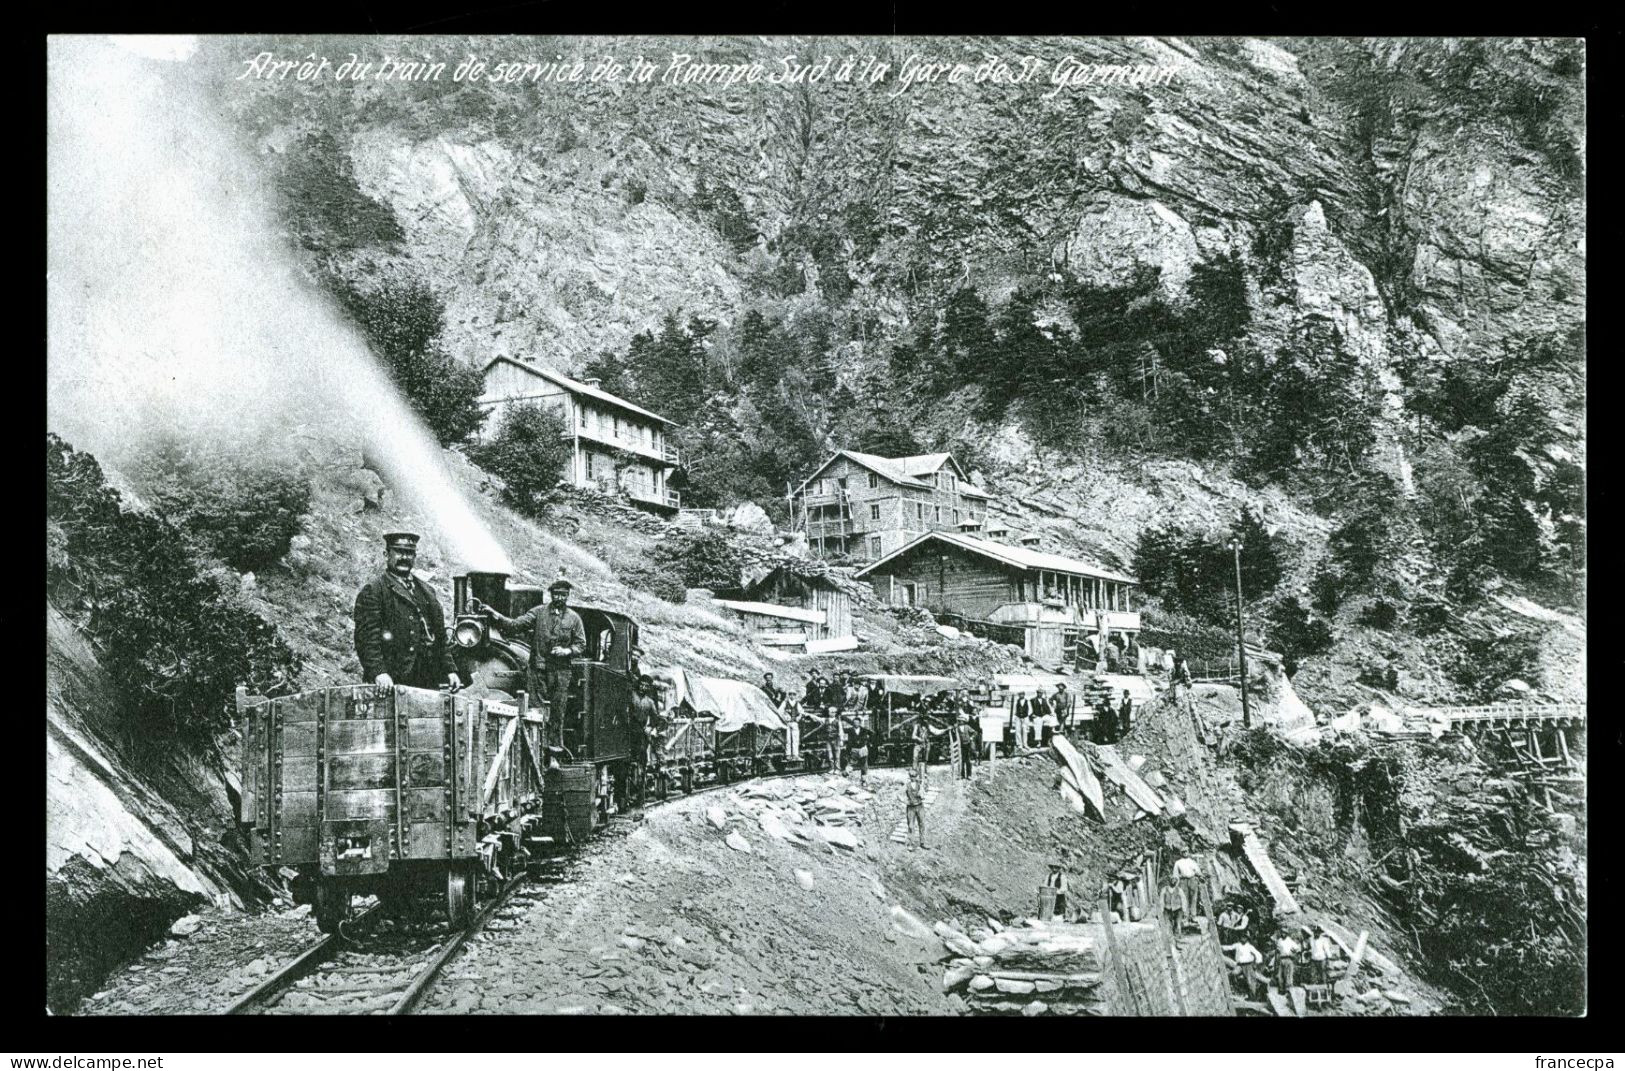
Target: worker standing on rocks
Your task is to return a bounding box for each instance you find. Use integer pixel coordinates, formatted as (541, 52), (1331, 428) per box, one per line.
(1172, 654), (1193, 701)
(1096, 695), (1116, 743)
(1234, 938), (1264, 998)
(956, 714), (974, 779)
(1172, 853), (1202, 922)
(1118, 689), (1135, 739)
(905, 769), (928, 849)
(848, 717), (871, 785)
(1160, 879), (1185, 934)
(1275, 929), (1301, 992)
(1218, 903), (1249, 949)
(1013, 691), (1032, 750)
(1310, 927), (1335, 985)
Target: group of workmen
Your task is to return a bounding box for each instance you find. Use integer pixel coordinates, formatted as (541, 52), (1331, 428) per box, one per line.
(1222, 912), (1341, 1000)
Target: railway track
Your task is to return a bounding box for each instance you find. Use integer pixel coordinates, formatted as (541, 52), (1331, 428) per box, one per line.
(220, 766), (823, 1015)
(225, 866), (561, 1015)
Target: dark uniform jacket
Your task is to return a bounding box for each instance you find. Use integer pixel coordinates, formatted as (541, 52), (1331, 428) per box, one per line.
(491, 603), (587, 669)
(354, 572), (455, 687)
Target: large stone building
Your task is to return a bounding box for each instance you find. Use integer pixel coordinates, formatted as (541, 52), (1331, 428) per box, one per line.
(789, 450), (992, 561)
(478, 357), (680, 512)
(854, 530), (1141, 667)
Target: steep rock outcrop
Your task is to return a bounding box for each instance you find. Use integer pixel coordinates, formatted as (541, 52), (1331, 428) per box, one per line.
(46, 606), (253, 1010)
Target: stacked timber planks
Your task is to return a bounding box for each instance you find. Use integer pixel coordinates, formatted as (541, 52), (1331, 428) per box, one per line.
(1230, 823), (1300, 915)
(1096, 745), (1165, 815)
(1051, 735), (1104, 818)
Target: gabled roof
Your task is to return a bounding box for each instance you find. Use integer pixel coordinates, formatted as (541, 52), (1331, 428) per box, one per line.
(893, 452), (992, 499)
(793, 450), (934, 495)
(854, 530), (1138, 585)
(482, 357), (674, 426)
(792, 449), (992, 498)
(895, 453), (954, 477)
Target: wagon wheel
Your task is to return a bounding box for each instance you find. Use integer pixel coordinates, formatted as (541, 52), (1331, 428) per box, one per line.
(445, 863), (477, 929)
(313, 878), (349, 935)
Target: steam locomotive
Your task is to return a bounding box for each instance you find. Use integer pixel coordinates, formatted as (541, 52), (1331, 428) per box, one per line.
(238, 569), (644, 933)
(238, 569), (980, 933)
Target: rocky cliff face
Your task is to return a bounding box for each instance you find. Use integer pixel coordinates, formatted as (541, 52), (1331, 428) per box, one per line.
(47, 606), (261, 1010)
(206, 34), (1583, 698)
(213, 37), (1582, 373)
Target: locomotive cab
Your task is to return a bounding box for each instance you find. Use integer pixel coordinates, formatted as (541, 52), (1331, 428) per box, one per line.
(450, 571), (640, 836)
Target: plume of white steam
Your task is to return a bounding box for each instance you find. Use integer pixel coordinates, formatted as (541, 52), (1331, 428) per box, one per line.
(47, 35), (512, 575)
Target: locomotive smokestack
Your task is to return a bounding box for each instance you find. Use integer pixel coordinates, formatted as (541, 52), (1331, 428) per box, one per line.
(454, 575), (469, 616)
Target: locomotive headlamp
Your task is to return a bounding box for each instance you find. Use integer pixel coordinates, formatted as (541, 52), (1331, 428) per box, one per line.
(454, 617), (486, 648)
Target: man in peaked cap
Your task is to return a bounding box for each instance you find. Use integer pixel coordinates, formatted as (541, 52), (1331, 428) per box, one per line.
(353, 532), (462, 693)
(472, 571), (585, 748)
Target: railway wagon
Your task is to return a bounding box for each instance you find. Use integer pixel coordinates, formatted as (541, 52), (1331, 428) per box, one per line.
(237, 683), (546, 933)
(654, 712), (717, 794)
(863, 674), (959, 767)
(657, 668), (792, 782)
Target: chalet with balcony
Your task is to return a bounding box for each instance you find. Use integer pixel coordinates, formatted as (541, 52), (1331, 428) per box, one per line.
(478, 357), (680, 512)
(790, 450), (992, 561)
(854, 531), (1141, 668)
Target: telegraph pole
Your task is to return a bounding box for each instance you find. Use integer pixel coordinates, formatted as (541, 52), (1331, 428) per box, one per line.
(1230, 537), (1251, 730)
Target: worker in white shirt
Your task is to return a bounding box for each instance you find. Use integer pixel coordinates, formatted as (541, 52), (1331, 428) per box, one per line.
(1172, 854), (1202, 920)
(1310, 929), (1335, 985)
(1217, 904), (1249, 949)
(1233, 939), (1264, 998)
(1275, 930), (1301, 991)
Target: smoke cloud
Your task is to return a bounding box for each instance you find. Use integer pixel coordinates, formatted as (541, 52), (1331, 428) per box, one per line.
(46, 35), (513, 574)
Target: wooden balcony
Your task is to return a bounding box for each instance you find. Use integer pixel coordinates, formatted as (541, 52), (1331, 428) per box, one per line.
(576, 423), (672, 465)
(804, 518), (854, 537)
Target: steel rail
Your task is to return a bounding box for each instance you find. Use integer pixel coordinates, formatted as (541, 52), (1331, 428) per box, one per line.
(387, 872), (527, 1015)
(223, 901), (385, 1015)
(225, 757), (912, 1015)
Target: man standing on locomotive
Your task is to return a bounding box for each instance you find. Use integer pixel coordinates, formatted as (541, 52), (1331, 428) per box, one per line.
(353, 532), (462, 693)
(471, 575), (586, 749)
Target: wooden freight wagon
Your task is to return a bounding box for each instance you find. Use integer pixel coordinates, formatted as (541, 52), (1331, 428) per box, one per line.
(655, 712), (717, 794)
(237, 683), (547, 933)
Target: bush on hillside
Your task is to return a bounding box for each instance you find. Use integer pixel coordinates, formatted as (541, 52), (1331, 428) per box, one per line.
(279, 129), (405, 253)
(651, 527), (748, 592)
(1357, 599), (1399, 630)
(1133, 509), (1285, 626)
(47, 434), (302, 746)
(1267, 596), (1335, 676)
(619, 561), (689, 604)
(128, 434), (312, 572)
(468, 401), (574, 515)
(326, 275), (487, 447)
